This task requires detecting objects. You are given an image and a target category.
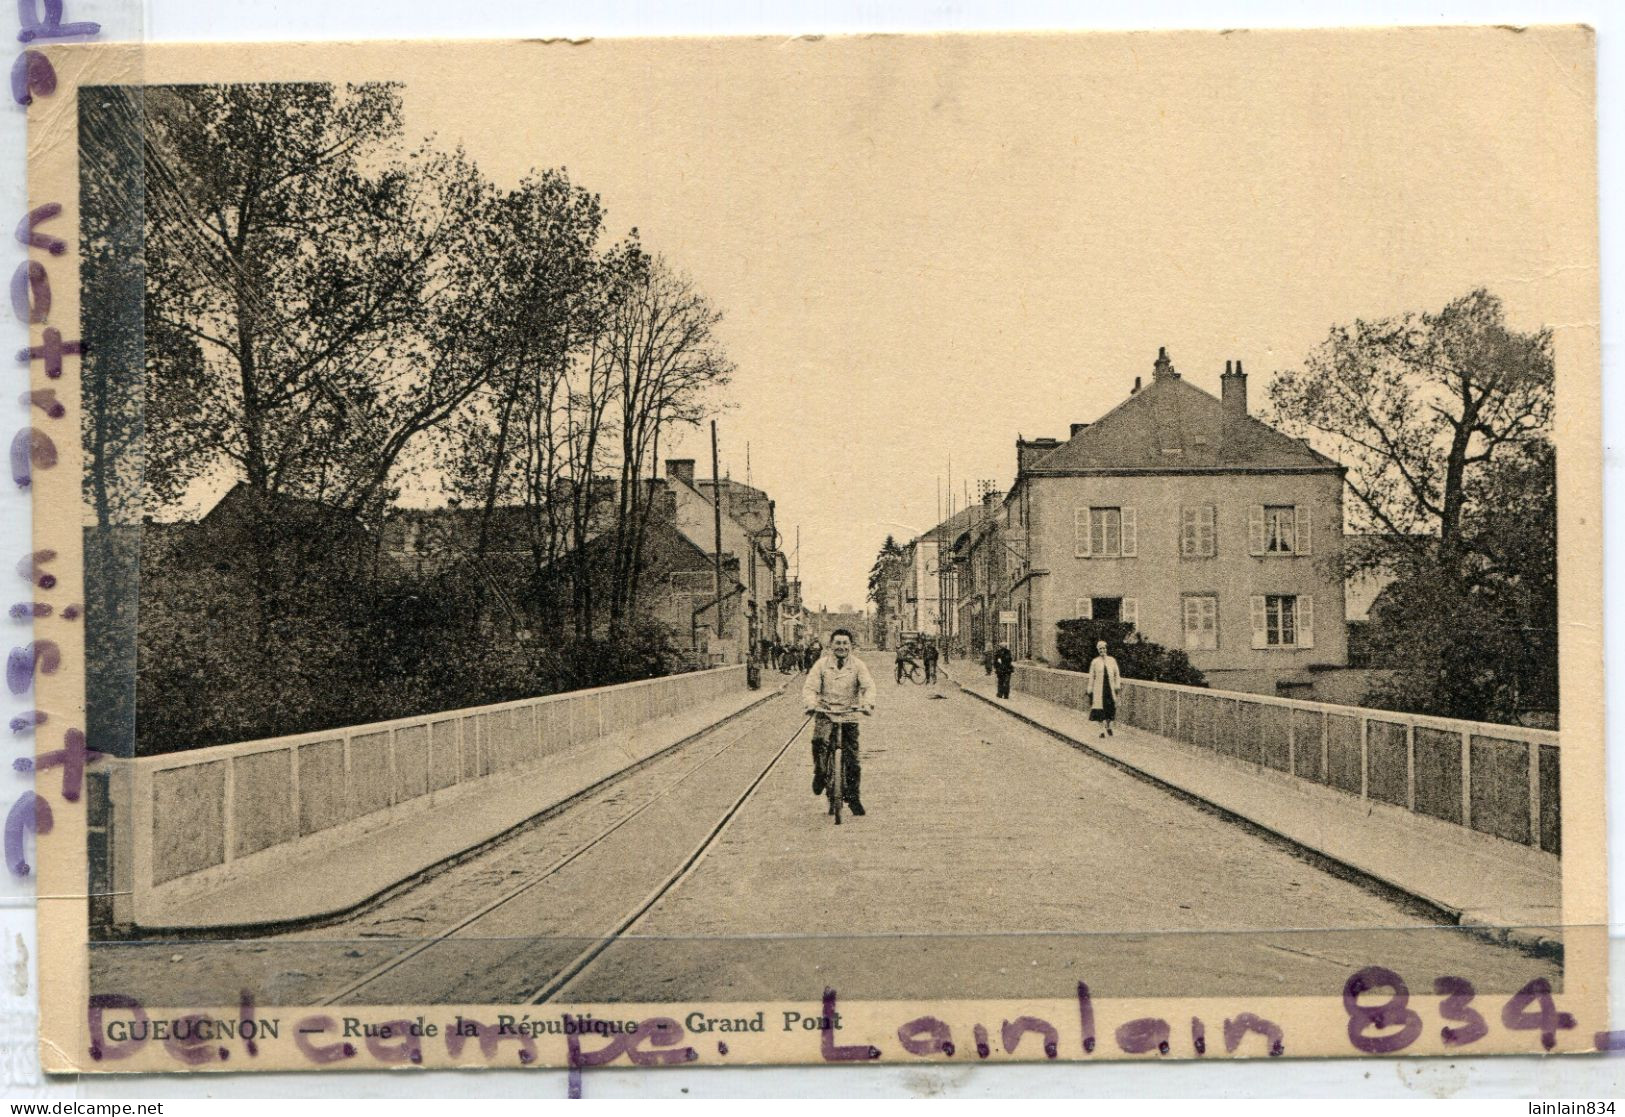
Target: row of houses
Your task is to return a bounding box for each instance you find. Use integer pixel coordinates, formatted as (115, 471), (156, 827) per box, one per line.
(169, 456), (800, 667)
(886, 348), (1375, 697)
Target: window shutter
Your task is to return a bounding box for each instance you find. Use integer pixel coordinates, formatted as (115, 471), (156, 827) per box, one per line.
(1122, 597), (1138, 630)
(1298, 595), (1315, 649)
(1120, 508), (1137, 557)
(1183, 597), (1197, 634)
(1075, 597), (1092, 620)
(1298, 505), (1313, 555)
(1201, 504), (1216, 557)
(1180, 507), (1194, 557)
(1074, 507), (1091, 558)
(1248, 505), (1265, 555)
(1249, 595), (1268, 649)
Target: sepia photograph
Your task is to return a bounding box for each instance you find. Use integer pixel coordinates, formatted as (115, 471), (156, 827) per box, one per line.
(23, 27), (1604, 1070)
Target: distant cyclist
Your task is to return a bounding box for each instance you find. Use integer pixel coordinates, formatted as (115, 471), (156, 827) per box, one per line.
(803, 628), (874, 816)
(894, 641), (919, 684)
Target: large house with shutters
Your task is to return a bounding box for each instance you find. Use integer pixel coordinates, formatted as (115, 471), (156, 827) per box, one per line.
(1000, 347), (1348, 688)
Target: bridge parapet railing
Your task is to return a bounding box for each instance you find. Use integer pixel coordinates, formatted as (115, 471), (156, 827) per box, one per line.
(1011, 665), (1559, 856)
(99, 665), (747, 925)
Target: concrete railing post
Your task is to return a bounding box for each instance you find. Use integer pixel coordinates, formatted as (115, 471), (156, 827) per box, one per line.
(1405, 721), (1416, 812)
(289, 742), (301, 838)
(1460, 728), (1473, 831)
(1527, 740), (1541, 848)
(222, 754), (237, 866)
(387, 726), (398, 807)
(1287, 712), (1296, 776)
(456, 714), (467, 784)
(132, 766), (154, 920)
(1359, 716), (1369, 800)
(1320, 710), (1330, 784)
(342, 732), (354, 820)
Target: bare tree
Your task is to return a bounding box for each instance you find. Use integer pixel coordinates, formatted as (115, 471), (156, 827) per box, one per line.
(605, 258), (735, 634)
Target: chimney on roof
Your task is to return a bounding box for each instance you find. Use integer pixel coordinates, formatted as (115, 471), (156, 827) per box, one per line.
(1017, 437), (1060, 475)
(1070, 422), (1090, 438)
(1131, 375), (1142, 395)
(1221, 358), (1248, 418)
(1152, 346), (1179, 381)
(665, 458), (696, 488)
(642, 476), (678, 520)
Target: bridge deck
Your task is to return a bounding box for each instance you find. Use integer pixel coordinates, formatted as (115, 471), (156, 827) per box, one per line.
(93, 663), (1559, 1006)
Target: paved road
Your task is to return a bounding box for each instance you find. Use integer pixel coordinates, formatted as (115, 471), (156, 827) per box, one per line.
(92, 658), (1556, 1006)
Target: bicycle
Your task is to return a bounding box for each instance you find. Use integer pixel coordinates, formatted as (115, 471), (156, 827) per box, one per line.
(895, 660), (926, 685)
(813, 703), (870, 825)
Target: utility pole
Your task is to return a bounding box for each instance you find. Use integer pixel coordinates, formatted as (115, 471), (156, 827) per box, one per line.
(711, 420), (725, 641)
(936, 466), (948, 652)
(936, 477), (945, 647)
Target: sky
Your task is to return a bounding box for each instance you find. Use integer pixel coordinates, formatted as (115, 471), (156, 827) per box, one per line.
(121, 29), (1598, 611)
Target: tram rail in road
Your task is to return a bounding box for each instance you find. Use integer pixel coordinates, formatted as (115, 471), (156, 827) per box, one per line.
(312, 704), (811, 1007)
(528, 713), (814, 1004)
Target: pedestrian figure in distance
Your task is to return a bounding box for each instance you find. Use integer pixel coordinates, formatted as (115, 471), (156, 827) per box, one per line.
(992, 641), (1014, 698)
(803, 628), (874, 816)
(982, 646), (994, 676)
(1089, 639), (1122, 738)
(922, 640), (939, 683)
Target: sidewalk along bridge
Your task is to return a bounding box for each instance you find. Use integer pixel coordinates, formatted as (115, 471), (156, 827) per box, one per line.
(963, 664), (1559, 949)
(88, 658), (1561, 1007)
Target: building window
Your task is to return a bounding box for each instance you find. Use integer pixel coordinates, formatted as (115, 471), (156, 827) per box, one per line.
(1183, 595), (1218, 649)
(1074, 506), (1138, 558)
(1092, 508), (1121, 555)
(1264, 506), (1296, 553)
(1181, 505), (1215, 558)
(1249, 594), (1315, 649)
(1265, 594), (1296, 644)
(1249, 505), (1313, 556)
(1075, 597), (1137, 629)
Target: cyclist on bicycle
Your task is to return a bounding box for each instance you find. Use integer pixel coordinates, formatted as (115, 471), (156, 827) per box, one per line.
(803, 628), (874, 816)
(895, 641), (920, 684)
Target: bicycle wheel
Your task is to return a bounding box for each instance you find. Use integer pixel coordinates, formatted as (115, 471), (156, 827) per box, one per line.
(907, 663), (925, 685)
(830, 738), (844, 825)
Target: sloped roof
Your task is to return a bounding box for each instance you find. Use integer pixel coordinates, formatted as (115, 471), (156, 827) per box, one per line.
(919, 502), (983, 544)
(1028, 374), (1341, 474)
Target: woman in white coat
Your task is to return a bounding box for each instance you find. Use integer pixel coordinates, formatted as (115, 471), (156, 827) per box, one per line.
(1088, 639), (1123, 738)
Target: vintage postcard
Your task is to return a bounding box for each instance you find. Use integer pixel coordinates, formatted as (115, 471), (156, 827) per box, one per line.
(19, 28), (1603, 1073)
